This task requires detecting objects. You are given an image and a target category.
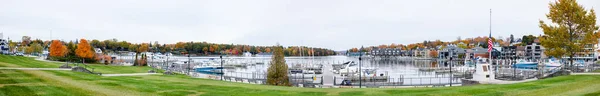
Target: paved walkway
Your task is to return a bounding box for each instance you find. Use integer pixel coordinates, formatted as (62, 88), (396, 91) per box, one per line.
(571, 73), (600, 75)
(475, 78), (538, 84)
(102, 73), (158, 77)
(322, 63), (334, 86)
(0, 67), (71, 71)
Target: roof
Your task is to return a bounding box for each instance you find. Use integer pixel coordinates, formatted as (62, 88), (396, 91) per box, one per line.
(442, 46), (466, 53)
(471, 47), (488, 53)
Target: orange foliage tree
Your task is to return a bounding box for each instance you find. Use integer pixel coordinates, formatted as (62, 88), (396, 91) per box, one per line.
(49, 40), (67, 58)
(76, 39), (95, 63)
(429, 50), (438, 58)
(265, 48), (271, 53)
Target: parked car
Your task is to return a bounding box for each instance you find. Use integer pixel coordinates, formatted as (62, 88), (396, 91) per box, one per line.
(15, 52), (24, 56)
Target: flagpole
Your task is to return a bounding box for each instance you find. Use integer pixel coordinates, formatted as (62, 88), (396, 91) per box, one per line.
(489, 9), (495, 79)
(489, 9), (492, 63)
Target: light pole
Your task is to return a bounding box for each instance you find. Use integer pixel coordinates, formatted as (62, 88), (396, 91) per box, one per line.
(220, 55), (223, 81)
(359, 46), (363, 88)
(449, 48), (455, 86)
(187, 53), (191, 75)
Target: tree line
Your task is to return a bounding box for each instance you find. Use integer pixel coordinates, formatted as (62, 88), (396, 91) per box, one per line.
(10, 37), (337, 57)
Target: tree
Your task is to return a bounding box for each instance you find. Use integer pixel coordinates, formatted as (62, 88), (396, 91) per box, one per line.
(202, 47), (208, 54)
(76, 39), (95, 64)
(509, 34), (514, 43)
(539, 0), (599, 69)
(350, 48), (359, 52)
(265, 48), (271, 53)
(429, 50), (439, 58)
(49, 40), (67, 58)
(134, 43), (149, 66)
(266, 45), (290, 86)
(21, 36), (31, 46)
(26, 43), (43, 54)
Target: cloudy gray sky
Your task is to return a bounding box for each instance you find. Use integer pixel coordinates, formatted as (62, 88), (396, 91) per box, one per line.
(1, 0), (599, 50)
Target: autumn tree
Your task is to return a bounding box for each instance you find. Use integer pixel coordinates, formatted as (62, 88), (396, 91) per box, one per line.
(49, 40), (67, 58)
(76, 39), (95, 64)
(26, 43), (43, 54)
(429, 50), (439, 58)
(265, 48), (271, 53)
(132, 43), (149, 66)
(267, 45), (290, 86)
(539, 0), (599, 69)
(350, 48), (359, 52)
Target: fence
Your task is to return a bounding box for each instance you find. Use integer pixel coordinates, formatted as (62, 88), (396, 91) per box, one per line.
(333, 74), (463, 87)
(192, 71), (324, 88)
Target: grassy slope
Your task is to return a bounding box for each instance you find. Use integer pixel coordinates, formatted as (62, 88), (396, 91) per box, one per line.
(0, 56), (155, 74)
(1, 55), (600, 96)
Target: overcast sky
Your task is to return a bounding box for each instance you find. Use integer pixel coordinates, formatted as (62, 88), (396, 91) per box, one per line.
(1, 0), (599, 50)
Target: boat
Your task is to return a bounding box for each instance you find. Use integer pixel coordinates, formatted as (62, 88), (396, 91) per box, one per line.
(543, 58), (562, 67)
(193, 60), (226, 74)
(513, 59), (563, 69)
(334, 62), (376, 75)
(332, 61), (354, 70)
(194, 65), (224, 74)
(512, 60), (539, 69)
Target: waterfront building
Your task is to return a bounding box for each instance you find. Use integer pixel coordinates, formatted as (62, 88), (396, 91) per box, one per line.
(370, 48), (401, 57)
(500, 46), (517, 60)
(525, 43), (545, 61)
(439, 45), (466, 59)
(468, 47), (489, 59)
(0, 39), (8, 54)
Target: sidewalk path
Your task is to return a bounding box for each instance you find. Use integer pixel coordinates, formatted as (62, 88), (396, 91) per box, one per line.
(102, 73), (158, 77)
(571, 73), (600, 75)
(0, 67), (71, 71)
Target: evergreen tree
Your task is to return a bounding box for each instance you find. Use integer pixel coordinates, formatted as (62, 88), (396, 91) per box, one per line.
(266, 45), (290, 86)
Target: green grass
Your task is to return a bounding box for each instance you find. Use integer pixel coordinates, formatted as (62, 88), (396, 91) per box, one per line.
(1, 55), (600, 96)
(0, 55), (156, 74)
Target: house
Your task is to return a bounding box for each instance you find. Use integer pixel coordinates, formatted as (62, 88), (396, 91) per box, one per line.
(469, 47), (489, 59)
(439, 45), (466, 59)
(94, 48), (103, 54)
(0, 39), (8, 54)
(256, 52), (273, 57)
(243, 52), (252, 57)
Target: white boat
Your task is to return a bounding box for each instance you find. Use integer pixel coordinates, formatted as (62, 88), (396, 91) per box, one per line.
(543, 58), (562, 67)
(335, 62), (376, 75)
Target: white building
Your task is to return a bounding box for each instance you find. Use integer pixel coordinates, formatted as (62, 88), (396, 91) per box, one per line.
(0, 39), (8, 54)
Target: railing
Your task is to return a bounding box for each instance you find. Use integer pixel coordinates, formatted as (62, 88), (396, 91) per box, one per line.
(194, 71), (324, 88)
(333, 74), (463, 87)
(72, 62), (100, 75)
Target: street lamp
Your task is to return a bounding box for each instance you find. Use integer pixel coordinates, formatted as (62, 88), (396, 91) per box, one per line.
(359, 46), (363, 88)
(220, 55), (223, 81)
(449, 48), (455, 87)
(187, 53), (191, 75)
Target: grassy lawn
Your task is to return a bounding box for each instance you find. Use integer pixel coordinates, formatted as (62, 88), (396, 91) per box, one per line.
(0, 55), (155, 74)
(1, 55), (600, 96)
